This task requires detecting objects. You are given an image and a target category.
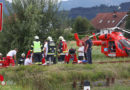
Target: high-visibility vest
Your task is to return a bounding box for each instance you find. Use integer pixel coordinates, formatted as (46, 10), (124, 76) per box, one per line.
(33, 41), (42, 53)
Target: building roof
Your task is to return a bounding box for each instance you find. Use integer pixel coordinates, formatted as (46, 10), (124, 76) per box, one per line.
(91, 12), (128, 30)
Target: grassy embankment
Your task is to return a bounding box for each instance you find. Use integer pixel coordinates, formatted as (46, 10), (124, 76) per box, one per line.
(0, 41), (130, 90)
(1, 63), (130, 90)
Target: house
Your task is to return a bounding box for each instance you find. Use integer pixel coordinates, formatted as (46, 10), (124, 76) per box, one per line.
(91, 12), (128, 34)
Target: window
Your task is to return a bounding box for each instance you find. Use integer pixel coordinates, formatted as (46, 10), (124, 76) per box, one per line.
(119, 39), (130, 48)
(112, 20), (115, 23)
(118, 42), (123, 50)
(107, 20), (110, 23)
(99, 20), (103, 23)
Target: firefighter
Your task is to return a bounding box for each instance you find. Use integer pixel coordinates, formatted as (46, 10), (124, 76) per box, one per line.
(6, 48), (18, 66)
(31, 36), (43, 65)
(18, 53), (25, 66)
(46, 36), (56, 64)
(58, 36), (68, 63)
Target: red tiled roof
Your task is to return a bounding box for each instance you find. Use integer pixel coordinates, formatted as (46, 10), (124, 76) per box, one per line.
(91, 12), (127, 30)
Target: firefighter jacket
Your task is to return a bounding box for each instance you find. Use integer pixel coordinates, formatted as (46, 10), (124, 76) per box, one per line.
(31, 41), (43, 53)
(58, 41), (68, 55)
(47, 41), (56, 55)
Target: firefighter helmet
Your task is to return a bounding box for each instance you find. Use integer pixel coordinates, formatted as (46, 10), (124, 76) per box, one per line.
(21, 53), (25, 57)
(59, 36), (65, 41)
(47, 36), (53, 41)
(34, 36), (39, 40)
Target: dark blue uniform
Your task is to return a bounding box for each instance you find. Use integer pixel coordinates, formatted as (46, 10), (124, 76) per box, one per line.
(85, 39), (92, 64)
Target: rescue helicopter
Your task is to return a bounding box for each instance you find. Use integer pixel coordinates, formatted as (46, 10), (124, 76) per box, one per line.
(74, 27), (130, 57)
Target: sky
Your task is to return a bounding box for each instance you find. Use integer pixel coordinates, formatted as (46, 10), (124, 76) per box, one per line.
(6, 0), (69, 3)
(4, 0), (130, 10)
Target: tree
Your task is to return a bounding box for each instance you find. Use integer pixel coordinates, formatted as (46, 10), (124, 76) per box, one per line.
(73, 16), (94, 35)
(0, 0), (67, 57)
(125, 11), (130, 38)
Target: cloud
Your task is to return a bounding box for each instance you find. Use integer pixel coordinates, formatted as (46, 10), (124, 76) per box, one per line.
(5, 0), (68, 3)
(6, 0), (12, 3)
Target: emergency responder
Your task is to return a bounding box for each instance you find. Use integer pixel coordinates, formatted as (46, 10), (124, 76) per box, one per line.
(46, 36), (56, 64)
(31, 36), (43, 65)
(6, 48), (18, 66)
(18, 53), (25, 66)
(85, 36), (92, 64)
(58, 36), (68, 63)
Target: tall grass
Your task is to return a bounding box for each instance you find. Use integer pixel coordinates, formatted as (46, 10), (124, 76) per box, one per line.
(1, 63), (130, 90)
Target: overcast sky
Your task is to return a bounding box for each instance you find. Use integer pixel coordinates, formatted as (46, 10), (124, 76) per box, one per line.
(6, 0), (69, 3)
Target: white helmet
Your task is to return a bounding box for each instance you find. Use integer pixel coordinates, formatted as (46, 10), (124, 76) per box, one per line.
(21, 53), (25, 57)
(0, 53), (2, 56)
(59, 36), (65, 41)
(34, 36), (39, 40)
(47, 36), (53, 41)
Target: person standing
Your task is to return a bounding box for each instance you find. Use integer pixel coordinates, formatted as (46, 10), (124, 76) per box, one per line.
(46, 36), (56, 64)
(18, 53), (25, 66)
(85, 36), (92, 64)
(58, 36), (68, 63)
(6, 48), (18, 66)
(78, 43), (84, 61)
(31, 36), (43, 65)
(43, 40), (48, 58)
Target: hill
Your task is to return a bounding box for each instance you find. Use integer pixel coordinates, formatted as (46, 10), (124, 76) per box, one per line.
(60, 0), (130, 10)
(68, 2), (130, 20)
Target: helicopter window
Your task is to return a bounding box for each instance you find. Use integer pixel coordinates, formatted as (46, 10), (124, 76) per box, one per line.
(119, 39), (130, 48)
(118, 42), (123, 50)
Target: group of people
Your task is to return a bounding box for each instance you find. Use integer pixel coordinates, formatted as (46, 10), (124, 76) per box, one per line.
(0, 35), (92, 67)
(30, 35), (68, 65)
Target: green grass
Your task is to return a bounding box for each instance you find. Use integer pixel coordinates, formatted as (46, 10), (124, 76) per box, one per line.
(1, 63), (130, 90)
(0, 41), (130, 90)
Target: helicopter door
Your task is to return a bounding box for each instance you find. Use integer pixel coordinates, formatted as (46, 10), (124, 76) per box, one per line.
(108, 41), (116, 52)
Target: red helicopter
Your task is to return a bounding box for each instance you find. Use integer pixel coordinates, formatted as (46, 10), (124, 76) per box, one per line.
(74, 27), (130, 57)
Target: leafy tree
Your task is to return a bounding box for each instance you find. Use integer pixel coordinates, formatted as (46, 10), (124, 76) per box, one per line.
(73, 16), (94, 35)
(0, 0), (68, 57)
(125, 11), (130, 38)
